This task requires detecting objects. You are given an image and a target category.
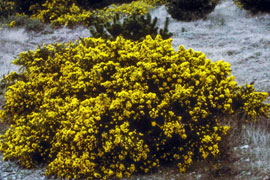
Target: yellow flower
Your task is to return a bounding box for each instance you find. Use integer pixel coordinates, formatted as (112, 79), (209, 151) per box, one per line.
(9, 20), (16, 28)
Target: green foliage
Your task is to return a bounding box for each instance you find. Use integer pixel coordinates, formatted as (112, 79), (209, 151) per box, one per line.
(166, 0), (220, 21)
(90, 13), (173, 41)
(234, 0), (270, 13)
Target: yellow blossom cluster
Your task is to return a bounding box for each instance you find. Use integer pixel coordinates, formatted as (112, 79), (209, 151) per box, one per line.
(233, 83), (270, 119)
(29, 0), (166, 28)
(93, 1), (153, 22)
(0, 35), (269, 179)
(30, 0), (92, 27)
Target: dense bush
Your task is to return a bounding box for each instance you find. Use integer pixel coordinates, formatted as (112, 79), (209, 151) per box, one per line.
(29, 0), (90, 27)
(0, 35), (269, 179)
(31, 0), (157, 27)
(90, 13), (173, 41)
(166, 0), (220, 21)
(234, 0), (270, 13)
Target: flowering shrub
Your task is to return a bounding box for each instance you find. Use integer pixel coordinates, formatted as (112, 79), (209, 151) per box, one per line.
(166, 0), (220, 21)
(30, 0), (95, 28)
(75, 0), (111, 10)
(234, 0), (270, 13)
(90, 13), (173, 41)
(30, 0), (163, 28)
(5, 0), (168, 28)
(0, 35), (269, 179)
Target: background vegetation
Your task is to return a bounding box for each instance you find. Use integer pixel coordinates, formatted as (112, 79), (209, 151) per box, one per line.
(234, 0), (270, 13)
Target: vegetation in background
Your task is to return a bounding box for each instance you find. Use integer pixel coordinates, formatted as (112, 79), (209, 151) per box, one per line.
(2, 0), (167, 28)
(0, 0), (16, 20)
(166, 0), (221, 21)
(0, 0), (45, 32)
(8, 14), (46, 32)
(90, 13), (173, 41)
(1, 0), (170, 30)
(75, 0), (112, 10)
(234, 0), (270, 13)
(9, 0), (45, 15)
(75, 0), (135, 10)
(0, 35), (269, 179)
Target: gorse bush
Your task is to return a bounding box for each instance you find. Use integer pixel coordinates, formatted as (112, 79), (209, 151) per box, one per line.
(234, 0), (270, 13)
(10, 0), (46, 15)
(30, 0), (156, 28)
(6, 0), (166, 28)
(166, 0), (220, 21)
(0, 35), (269, 180)
(31, 0), (92, 27)
(90, 13), (173, 41)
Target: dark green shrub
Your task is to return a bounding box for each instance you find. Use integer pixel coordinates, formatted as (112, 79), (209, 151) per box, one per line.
(90, 13), (173, 41)
(234, 0), (270, 13)
(75, 0), (110, 10)
(10, 0), (46, 15)
(75, 0), (134, 10)
(166, 0), (220, 21)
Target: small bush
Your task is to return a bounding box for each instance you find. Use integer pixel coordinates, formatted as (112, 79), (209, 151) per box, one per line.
(234, 0), (270, 13)
(76, 0), (135, 10)
(90, 13), (173, 41)
(0, 35), (269, 180)
(166, 0), (220, 21)
(31, 0), (156, 28)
